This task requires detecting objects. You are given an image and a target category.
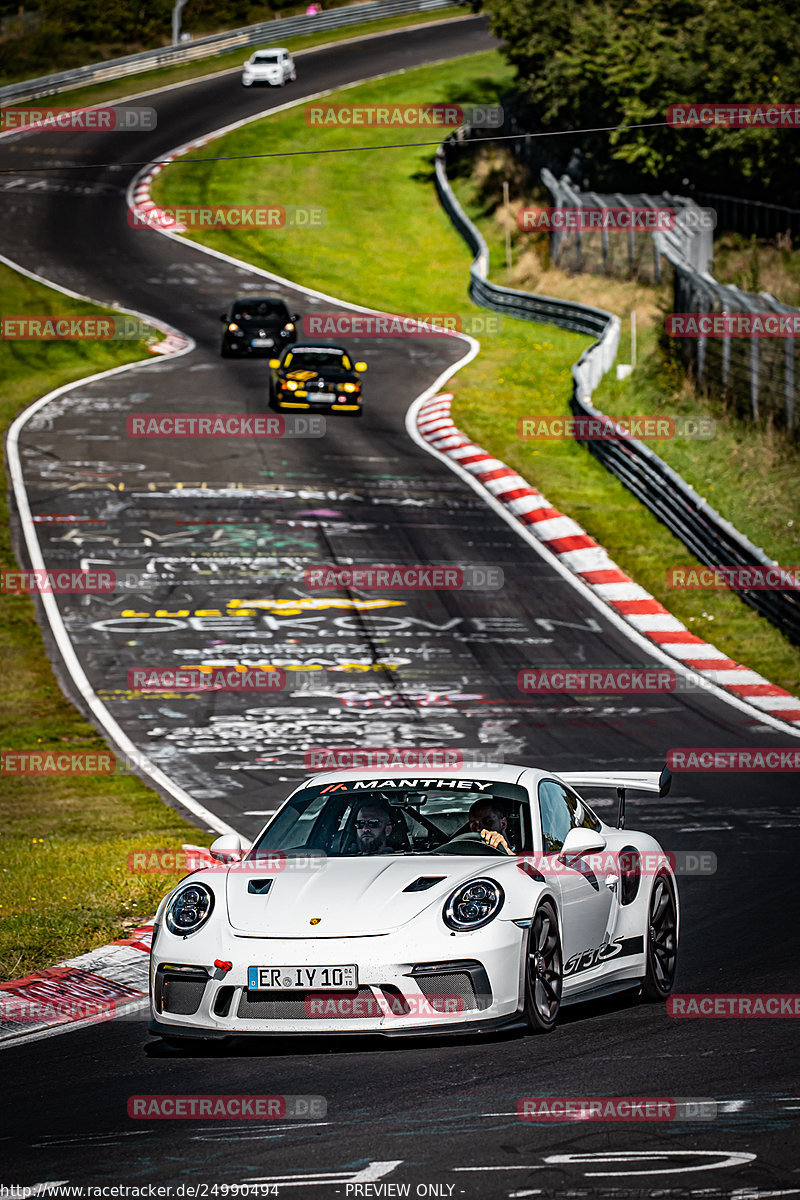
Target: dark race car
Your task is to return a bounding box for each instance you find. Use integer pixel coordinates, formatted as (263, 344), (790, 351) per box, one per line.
(268, 343), (367, 417)
(220, 297), (299, 357)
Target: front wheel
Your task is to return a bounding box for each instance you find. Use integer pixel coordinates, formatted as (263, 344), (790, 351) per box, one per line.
(524, 899), (562, 1033)
(641, 871), (678, 1000)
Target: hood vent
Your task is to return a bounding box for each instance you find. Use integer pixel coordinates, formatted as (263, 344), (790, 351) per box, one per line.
(403, 876), (446, 893)
(247, 879), (274, 895)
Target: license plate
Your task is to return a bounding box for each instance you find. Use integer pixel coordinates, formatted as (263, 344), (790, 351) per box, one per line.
(251, 338), (274, 348)
(315, 391), (336, 401)
(248, 965), (358, 991)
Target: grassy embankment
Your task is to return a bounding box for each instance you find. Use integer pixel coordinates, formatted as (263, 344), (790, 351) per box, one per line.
(0, 267), (211, 980)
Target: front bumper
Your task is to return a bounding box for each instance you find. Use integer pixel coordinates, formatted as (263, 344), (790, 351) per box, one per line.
(150, 925), (525, 1038)
(243, 71), (283, 85)
(274, 396), (361, 413)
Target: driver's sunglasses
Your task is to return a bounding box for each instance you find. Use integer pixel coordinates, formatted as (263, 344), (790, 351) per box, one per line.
(355, 819), (384, 829)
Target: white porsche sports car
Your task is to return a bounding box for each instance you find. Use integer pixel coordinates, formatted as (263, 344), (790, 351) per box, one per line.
(149, 764), (678, 1043)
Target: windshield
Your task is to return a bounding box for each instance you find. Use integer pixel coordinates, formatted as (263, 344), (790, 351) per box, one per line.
(250, 778), (532, 858)
(231, 300), (288, 320)
(283, 349), (350, 371)
(253, 53), (280, 63)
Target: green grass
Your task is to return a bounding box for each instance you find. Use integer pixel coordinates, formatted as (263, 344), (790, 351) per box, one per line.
(153, 48), (800, 696)
(0, 264), (211, 980)
(3, 10), (469, 108)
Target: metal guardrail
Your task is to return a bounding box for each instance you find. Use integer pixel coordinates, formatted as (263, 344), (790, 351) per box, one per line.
(437, 129), (800, 648)
(0, 0), (459, 105)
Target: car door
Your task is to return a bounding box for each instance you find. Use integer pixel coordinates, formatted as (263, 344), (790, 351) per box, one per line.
(537, 779), (618, 973)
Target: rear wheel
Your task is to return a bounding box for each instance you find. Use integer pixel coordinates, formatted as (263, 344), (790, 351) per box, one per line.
(523, 900), (562, 1033)
(641, 871), (678, 1000)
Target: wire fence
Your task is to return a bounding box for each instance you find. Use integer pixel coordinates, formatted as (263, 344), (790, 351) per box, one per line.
(662, 250), (798, 432)
(690, 190), (800, 240)
(540, 168), (714, 280)
(538, 168), (799, 436)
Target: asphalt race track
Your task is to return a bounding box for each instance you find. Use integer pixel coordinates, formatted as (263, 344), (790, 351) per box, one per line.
(1, 15), (799, 1197)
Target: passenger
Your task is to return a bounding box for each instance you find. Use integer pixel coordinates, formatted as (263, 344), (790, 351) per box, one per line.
(468, 800), (515, 855)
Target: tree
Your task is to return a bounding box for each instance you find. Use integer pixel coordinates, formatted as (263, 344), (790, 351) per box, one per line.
(479, 0), (800, 202)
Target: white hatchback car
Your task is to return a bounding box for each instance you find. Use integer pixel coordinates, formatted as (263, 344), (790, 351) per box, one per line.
(242, 47), (296, 87)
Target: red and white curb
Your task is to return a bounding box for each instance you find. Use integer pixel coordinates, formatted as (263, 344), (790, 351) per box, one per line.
(416, 393), (800, 728)
(0, 924), (153, 1046)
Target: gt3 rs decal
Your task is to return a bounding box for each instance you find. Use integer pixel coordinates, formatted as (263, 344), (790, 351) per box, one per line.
(564, 936), (644, 977)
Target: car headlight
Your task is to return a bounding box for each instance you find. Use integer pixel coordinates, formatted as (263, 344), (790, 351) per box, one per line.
(283, 322), (295, 332)
(227, 322), (239, 332)
(165, 883), (215, 937)
(341, 382), (358, 393)
(443, 878), (504, 931)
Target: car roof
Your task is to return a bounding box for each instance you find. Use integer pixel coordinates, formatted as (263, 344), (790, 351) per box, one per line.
(292, 763), (563, 792)
(285, 342), (348, 354)
(230, 296), (288, 306)
(253, 47), (288, 53)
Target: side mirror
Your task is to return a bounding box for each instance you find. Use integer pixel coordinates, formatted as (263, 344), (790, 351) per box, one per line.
(659, 765), (672, 797)
(292, 313), (300, 321)
(354, 361), (367, 372)
(219, 313), (228, 321)
(268, 358), (281, 369)
(209, 833), (250, 862)
(557, 827), (606, 865)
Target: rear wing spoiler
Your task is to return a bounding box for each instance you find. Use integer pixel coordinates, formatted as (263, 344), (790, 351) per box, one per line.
(557, 766), (672, 829)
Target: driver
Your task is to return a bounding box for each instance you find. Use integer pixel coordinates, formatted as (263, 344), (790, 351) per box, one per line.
(353, 804), (395, 855)
(468, 800), (515, 855)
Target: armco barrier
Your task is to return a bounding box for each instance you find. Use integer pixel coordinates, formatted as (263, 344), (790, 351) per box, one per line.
(0, 0), (459, 105)
(436, 129), (800, 647)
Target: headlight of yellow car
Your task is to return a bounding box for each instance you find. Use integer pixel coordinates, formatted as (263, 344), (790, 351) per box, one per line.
(283, 380), (299, 391)
(341, 382), (359, 393)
